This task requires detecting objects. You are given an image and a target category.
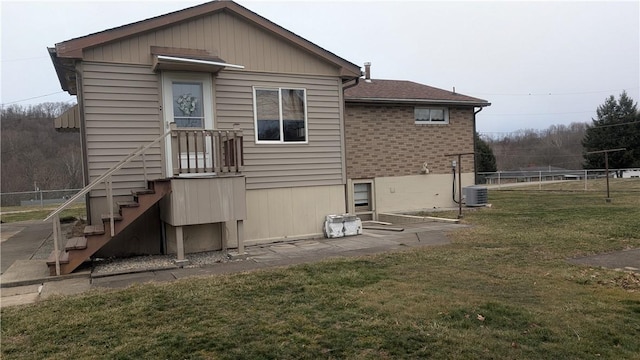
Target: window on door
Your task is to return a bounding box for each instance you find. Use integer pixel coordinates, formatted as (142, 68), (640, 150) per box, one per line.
(172, 82), (204, 128)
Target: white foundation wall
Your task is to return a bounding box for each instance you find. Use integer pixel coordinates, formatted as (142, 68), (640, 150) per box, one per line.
(244, 185), (346, 246)
(374, 173), (475, 214)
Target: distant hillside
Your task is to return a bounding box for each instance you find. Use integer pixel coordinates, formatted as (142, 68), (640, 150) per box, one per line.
(483, 122), (587, 171)
(1, 103), (82, 194)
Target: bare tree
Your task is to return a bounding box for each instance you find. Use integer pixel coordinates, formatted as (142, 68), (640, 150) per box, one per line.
(1, 102), (81, 199)
(485, 122), (587, 170)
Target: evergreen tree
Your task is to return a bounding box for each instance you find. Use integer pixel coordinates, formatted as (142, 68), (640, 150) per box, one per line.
(475, 133), (496, 183)
(583, 91), (640, 176)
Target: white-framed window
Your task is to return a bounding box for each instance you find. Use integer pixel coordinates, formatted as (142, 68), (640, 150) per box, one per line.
(253, 87), (307, 143)
(351, 179), (375, 221)
(415, 107), (449, 124)
(354, 183), (371, 209)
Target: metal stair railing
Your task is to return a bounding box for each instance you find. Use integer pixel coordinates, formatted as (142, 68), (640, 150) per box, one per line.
(43, 129), (172, 276)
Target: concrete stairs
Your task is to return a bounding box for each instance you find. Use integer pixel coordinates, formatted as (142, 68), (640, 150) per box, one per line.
(46, 179), (171, 276)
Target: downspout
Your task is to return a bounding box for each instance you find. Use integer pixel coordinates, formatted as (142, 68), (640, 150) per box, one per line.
(341, 73), (362, 214)
(342, 76), (360, 91)
(473, 106), (483, 185)
(59, 60), (91, 223)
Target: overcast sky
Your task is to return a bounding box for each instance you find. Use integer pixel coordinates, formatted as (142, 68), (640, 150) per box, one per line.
(1, 0), (638, 135)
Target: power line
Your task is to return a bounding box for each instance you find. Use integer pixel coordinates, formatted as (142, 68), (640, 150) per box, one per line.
(485, 110), (594, 117)
(471, 88), (637, 96)
(0, 56), (50, 63)
(589, 121), (639, 129)
(1, 91), (67, 106)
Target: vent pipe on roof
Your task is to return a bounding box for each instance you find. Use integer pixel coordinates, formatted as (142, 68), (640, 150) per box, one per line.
(364, 62), (371, 82)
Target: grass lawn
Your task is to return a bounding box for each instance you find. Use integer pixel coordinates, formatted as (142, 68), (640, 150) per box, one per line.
(0, 204), (85, 223)
(2, 182), (639, 359)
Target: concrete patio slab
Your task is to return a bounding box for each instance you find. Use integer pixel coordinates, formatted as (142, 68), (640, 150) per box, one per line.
(1, 292), (39, 308)
(40, 278), (92, 299)
(568, 248), (640, 273)
(1, 260), (51, 287)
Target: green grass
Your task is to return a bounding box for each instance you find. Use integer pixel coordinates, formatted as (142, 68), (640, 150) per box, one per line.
(2, 182), (640, 359)
(0, 204), (85, 223)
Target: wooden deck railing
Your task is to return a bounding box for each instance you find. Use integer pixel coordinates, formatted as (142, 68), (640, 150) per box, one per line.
(171, 126), (244, 176)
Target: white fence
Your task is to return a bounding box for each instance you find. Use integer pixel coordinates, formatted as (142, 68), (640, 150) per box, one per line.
(476, 168), (638, 189)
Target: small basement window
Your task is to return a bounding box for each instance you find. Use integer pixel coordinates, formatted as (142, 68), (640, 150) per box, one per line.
(354, 183), (371, 208)
(353, 182), (374, 221)
(415, 107), (449, 124)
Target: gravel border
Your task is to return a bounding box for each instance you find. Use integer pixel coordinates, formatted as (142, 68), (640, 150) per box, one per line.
(36, 220), (242, 276)
(91, 250), (232, 275)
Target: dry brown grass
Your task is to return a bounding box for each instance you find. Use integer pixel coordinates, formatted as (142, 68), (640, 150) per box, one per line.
(2, 183), (639, 359)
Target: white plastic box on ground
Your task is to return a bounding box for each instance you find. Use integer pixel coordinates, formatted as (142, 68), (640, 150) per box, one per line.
(323, 214), (363, 238)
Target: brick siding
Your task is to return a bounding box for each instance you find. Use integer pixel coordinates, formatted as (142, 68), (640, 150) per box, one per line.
(345, 104), (475, 179)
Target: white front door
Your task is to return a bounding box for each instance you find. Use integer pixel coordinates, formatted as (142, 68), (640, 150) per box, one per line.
(162, 73), (214, 176)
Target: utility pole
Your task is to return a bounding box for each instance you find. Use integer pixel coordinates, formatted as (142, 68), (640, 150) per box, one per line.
(586, 148), (626, 202)
(446, 152), (475, 218)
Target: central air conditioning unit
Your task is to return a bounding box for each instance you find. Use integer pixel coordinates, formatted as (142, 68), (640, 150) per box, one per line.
(464, 186), (488, 207)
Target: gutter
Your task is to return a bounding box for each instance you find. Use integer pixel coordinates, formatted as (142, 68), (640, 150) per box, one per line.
(342, 77), (360, 91)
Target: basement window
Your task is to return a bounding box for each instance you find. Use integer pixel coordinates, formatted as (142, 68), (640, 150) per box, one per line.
(352, 181), (374, 221)
(415, 107), (449, 124)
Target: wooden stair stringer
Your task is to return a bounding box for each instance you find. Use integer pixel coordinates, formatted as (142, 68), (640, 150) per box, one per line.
(48, 180), (172, 276)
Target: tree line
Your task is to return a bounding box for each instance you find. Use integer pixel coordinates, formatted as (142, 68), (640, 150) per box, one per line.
(1, 93), (637, 196)
(1, 102), (82, 195)
(476, 91), (640, 173)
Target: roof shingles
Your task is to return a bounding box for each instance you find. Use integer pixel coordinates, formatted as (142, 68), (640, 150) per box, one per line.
(344, 79), (490, 106)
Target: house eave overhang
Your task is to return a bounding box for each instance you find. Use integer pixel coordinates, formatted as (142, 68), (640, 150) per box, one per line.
(344, 97), (492, 107)
(52, 1), (361, 79)
(48, 47), (78, 95)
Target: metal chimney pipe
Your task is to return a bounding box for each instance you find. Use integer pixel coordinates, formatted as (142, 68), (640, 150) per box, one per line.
(364, 62), (371, 81)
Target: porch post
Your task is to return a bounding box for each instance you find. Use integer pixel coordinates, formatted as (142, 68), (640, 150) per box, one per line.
(221, 221), (228, 253)
(175, 226), (185, 261)
(237, 220), (245, 255)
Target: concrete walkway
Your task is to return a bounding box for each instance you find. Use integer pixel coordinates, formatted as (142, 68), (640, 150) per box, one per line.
(0, 220), (462, 308)
(1, 220), (52, 273)
(567, 249), (640, 273)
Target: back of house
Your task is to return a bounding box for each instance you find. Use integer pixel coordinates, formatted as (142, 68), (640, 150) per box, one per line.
(48, 1), (359, 271)
(47, 0), (489, 275)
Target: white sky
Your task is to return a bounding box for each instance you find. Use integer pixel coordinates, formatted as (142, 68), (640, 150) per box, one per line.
(1, 0), (638, 135)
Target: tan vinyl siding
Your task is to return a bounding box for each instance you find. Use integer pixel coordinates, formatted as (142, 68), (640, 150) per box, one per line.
(215, 71), (344, 190)
(83, 11), (339, 77)
(54, 104), (80, 130)
(82, 62), (162, 197)
(244, 185), (346, 245)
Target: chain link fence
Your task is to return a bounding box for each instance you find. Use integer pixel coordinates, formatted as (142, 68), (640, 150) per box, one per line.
(1, 189), (83, 208)
(476, 168), (640, 190)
